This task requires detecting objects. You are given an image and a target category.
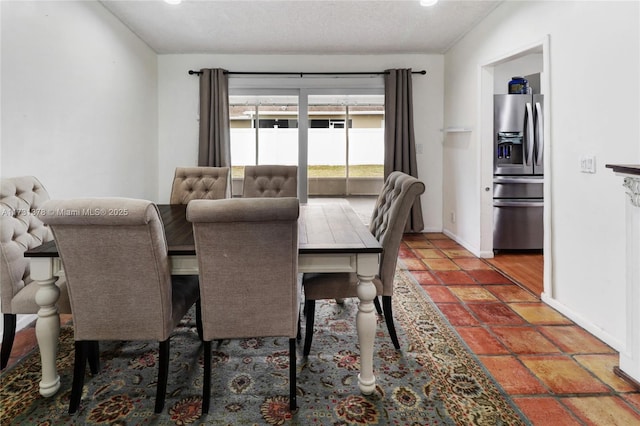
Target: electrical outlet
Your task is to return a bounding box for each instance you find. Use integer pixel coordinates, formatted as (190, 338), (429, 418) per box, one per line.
(580, 155), (596, 173)
(450, 211), (456, 223)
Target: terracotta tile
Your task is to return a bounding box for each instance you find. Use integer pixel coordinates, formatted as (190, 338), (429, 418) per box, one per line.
(509, 303), (572, 325)
(435, 303), (479, 326)
(410, 270), (440, 285)
(414, 248), (445, 259)
(424, 232), (449, 240)
(467, 303), (526, 325)
(441, 248), (475, 258)
(539, 325), (616, 354)
(487, 285), (539, 302)
(449, 286), (499, 302)
(622, 393), (640, 412)
(520, 355), (611, 394)
(422, 285), (457, 302)
(453, 258), (493, 270)
(478, 355), (548, 394)
(400, 258), (427, 271)
(563, 396), (640, 425)
(456, 327), (509, 355)
(397, 245), (415, 259)
(404, 239), (434, 249)
(513, 397), (582, 426)
(490, 326), (562, 354)
(433, 270), (476, 285)
(430, 239), (463, 249)
(574, 354), (637, 392)
(467, 269), (514, 284)
(422, 258), (460, 271)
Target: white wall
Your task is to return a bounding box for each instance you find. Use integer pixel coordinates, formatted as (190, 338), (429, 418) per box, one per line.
(0, 0), (158, 335)
(444, 1), (640, 350)
(157, 54), (444, 231)
(1, 1), (158, 200)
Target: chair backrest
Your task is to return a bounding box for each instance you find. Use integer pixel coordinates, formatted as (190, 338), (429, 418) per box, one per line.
(38, 198), (175, 342)
(170, 167), (231, 204)
(187, 197), (299, 341)
(242, 165), (297, 198)
(0, 176), (52, 313)
(369, 172), (425, 295)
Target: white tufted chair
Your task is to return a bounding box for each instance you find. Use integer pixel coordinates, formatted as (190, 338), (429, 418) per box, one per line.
(302, 171), (425, 355)
(242, 165), (298, 198)
(170, 167), (231, 204)
(0, 176), (71, 369)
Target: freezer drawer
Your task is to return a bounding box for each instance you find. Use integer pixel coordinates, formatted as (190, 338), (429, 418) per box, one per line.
(493, 199), (543, 250)
(494, 177), (543, 199)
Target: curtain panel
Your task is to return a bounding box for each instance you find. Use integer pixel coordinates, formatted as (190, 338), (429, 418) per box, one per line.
(198, 69), (232, 168)
(384, 68), (424, 232)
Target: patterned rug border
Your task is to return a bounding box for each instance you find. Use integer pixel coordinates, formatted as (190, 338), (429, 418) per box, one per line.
(393, 266), (531, 425)
(0, 268), (531, 425)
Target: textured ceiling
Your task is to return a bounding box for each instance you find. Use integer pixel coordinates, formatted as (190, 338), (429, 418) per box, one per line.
(99, 0), (502, 55)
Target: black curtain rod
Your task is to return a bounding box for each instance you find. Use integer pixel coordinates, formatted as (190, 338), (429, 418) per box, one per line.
(188, 70), (426, 76)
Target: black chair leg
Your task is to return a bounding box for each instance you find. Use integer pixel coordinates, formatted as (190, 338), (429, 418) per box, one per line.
(382, 296), (400, 350)
(69, 341), (88, 414)
(289, 338), (297, 411)
(373, 296), (383, 315)
(303, 300), (315, 357)
(87, 341), (100, 375)
(202, 340), (212, 415)
(196, 299), (203, 341)
(296, 310), (302, 341)
(1, 314), (17, 370)
(155, 339), (170, 414)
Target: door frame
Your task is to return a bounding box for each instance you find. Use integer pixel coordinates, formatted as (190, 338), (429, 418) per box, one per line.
(478, 35), (553, 298)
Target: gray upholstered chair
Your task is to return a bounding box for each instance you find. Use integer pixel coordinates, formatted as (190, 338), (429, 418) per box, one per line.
(302, 171), (425, 356)
(187, 197), (299, 414)
(38, 198), (201, 414)
(242, 165), (298, 198)
(0, 176), (71, 369)
(170, 166), (231, 204)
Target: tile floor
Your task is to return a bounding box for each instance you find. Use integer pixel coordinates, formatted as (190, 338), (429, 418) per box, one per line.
(400, 232), (640, 426)
(3, 232), (640, 425)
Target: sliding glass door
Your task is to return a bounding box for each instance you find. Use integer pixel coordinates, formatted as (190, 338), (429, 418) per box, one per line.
(229, 84), (384, 201)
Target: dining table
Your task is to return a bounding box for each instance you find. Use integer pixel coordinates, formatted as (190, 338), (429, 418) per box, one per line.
(24, 202), (382, 398)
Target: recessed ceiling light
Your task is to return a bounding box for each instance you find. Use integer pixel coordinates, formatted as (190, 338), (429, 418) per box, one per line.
(164, 0), (182, 5)
(420, 0), (438, 6)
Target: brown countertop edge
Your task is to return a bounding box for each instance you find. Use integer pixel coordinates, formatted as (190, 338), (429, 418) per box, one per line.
(605, 164), (640, 176)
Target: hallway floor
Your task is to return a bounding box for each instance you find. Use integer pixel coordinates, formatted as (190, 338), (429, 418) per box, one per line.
(400, 232), (640, 425)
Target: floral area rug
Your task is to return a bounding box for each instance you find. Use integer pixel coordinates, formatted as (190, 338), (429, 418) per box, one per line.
(1, 270), (529, 425)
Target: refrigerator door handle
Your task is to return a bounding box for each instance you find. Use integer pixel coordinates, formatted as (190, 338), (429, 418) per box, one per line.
(493, 200), (544, 208)
(535, 102), (544, 167)
(494, 177), (544, 184)
(524, 102), (535, 166)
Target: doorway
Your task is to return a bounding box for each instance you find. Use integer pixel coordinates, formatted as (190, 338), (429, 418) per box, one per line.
(479, 36), (551, 298)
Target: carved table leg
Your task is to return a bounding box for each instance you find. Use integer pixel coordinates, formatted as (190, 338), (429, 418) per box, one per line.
(356, 253), (379, 395)
(31, 258), (61, 397)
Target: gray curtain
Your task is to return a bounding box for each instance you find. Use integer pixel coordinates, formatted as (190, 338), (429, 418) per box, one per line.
(384, 68), (424, 232)
(198, 68), (231, 168)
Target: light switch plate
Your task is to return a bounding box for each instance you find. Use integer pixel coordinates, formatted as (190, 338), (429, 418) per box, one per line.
(580, 155), (596, 173)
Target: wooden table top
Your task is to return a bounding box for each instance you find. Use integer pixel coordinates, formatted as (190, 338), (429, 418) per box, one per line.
(25, 202), (381, 257)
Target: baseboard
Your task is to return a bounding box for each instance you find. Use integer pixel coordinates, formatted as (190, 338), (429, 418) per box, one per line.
(541, 293), (624, 352)
(442, 229), (486, 258)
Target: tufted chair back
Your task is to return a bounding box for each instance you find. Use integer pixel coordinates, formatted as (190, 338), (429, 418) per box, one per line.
(242, 165), (298, 198)
(369, 171), (425, 296)
(0, 176), (70, 314)
(170, 167), (231, 204)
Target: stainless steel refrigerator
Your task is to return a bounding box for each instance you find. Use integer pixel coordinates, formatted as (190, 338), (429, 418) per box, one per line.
(493, 94), (544, 251)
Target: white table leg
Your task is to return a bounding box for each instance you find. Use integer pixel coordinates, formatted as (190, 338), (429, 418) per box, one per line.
(355, 253), (379, 395)
(31, 258), (61, 397)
